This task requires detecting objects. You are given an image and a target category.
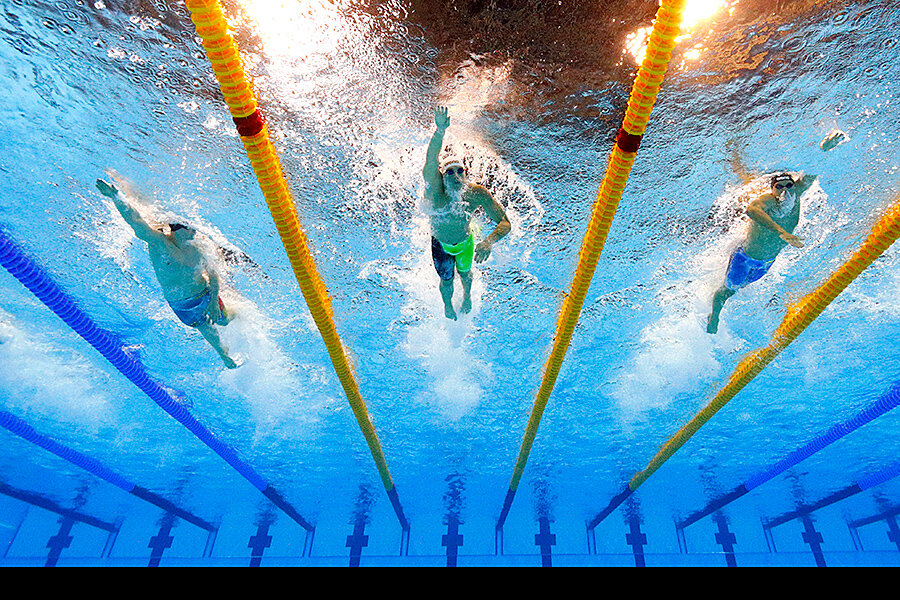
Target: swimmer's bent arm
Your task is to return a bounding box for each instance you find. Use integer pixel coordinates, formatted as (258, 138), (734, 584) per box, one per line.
(793, 172), (818, 195)
(96, 179), (163, 244)
(473, 186), (511, 262)
(746, 197), (803, 248)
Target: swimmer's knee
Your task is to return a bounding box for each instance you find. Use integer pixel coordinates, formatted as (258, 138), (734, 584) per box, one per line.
(715, 285), (736, 299)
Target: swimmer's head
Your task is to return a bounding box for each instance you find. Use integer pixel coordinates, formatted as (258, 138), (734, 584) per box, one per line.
(166, 222), (196, 243)
(440, 158), (466, 190)
(770, 172), (795, 193)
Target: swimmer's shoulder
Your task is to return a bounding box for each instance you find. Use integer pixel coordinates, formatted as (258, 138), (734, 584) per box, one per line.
(464, 183), (493, 203)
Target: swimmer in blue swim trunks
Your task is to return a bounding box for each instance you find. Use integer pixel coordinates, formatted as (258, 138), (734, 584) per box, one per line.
(707, 170), (817, 334)
(423, 106), (511, 319)
(96, 176), (241, 368)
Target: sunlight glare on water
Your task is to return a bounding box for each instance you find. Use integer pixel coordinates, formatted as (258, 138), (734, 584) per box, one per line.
(237, 0), (348, 58)
(624, 0), (738, 64)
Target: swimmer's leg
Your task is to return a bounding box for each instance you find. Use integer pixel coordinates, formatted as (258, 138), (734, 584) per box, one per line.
(459, 269), (473, 314)
(195, 321), (240, 368)
(439, 277), (457, 320)
(707, 285), (736, 334)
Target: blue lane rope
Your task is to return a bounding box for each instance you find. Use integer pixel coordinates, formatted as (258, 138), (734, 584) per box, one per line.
(677, 380), (900, 529)
(0, 228), (312, 531)
(858, 459), (900, 492)
(766, 459), (900, 529)
(0, 410), (216, 531)
(0, 410), (134, 492)
(745, 382), (900, 492)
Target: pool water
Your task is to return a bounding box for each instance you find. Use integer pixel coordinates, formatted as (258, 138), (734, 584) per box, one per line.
(1, 0), (899, 566)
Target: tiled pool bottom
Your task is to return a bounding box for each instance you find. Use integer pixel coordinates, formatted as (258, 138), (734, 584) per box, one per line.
(4, 491), (900, 566)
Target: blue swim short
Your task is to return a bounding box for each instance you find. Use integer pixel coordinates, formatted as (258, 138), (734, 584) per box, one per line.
(168, 290), (226, 327)
(725, 247), (776, 291)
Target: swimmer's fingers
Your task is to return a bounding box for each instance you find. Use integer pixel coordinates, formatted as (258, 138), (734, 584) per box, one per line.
(434, 106), (450, 130)
(781, 232), (804, 248)
(95, 179), (117, 197)
(474, 241), (491, 263)
(207, 301), (223, 323)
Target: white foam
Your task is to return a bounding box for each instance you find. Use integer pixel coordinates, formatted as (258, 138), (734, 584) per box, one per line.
(610, 279), (745, 421)
(389, 225), (492, 421)
(0, 307), (116, 429)
(214, 292), (328, 439)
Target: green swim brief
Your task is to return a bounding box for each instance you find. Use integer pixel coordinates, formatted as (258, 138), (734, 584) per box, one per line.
(433, 232), (475, 277)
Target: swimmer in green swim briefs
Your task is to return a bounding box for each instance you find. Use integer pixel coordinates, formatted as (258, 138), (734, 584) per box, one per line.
(423, 106), (511, 320)
(96, 176), (241, 368)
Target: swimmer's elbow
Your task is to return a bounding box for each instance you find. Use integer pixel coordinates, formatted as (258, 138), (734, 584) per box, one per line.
(746, 202), (765, 219)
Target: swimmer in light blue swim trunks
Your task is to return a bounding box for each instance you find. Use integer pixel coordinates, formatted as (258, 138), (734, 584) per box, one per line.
(96, 176), (241, 368)
(707, 169), (817, 334)
(423, 106), (511, 320)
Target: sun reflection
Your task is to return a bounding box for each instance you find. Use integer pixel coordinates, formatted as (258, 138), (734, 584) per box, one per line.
(235, 0), (349, 59)
(681, 0), (731, 29)
(622, 0), (738, 65)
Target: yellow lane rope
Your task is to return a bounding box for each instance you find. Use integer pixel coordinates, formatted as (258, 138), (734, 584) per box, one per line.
(505, 0), (688, 499)
(629, 195), (900, 490)
(183, 0), (400, 504)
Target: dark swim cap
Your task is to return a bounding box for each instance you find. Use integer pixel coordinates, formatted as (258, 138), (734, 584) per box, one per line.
(770, 172), (794, 187)
(169, 223), (192, 232)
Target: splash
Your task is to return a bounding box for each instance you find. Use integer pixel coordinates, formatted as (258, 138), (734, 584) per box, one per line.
(392, 219), (492, 421)
(0, 307), (116, 428)
(215, 292), (330, 438)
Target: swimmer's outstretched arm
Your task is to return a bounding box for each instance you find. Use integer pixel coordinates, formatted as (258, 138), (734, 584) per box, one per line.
(727, 139), (753, 184)
(423, 106), (449, 190)
(96, 179), (163, 244)
(792, 172), (818, 195)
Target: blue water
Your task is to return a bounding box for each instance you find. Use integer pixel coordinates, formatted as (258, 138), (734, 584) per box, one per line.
(1, 0), (899, 565)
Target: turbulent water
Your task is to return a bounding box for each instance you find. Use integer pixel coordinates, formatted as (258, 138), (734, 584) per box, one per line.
(1, 0), (899, 562)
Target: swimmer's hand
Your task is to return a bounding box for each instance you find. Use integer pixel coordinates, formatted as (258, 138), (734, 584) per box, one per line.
(780, 232), (804, 248)
(95, 179), (119, 198)
(474, 240), (492, 263)
(207, 300), (224, 323)
(434, 106), (450, 132)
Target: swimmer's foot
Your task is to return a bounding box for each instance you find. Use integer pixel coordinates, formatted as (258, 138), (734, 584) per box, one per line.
(444, 304), (457, 320)
(460, 295), (472, 315)
(706, 312), (719, 335)
(222, 354), (243, 369)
